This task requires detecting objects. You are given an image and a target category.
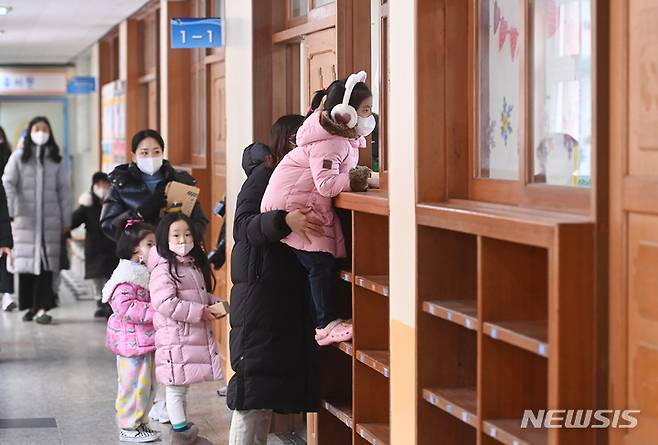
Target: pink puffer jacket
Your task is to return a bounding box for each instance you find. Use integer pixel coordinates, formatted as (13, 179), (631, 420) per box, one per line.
(261, 110), (364, 258)
(102, 260), (156, 357)
(148, 248), (223, 386)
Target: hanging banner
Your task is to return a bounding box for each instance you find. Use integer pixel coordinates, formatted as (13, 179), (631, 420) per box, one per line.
(0, 69), (68, 95)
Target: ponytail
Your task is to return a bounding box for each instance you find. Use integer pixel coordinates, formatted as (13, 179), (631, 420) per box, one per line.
(306, 89), (327, 118)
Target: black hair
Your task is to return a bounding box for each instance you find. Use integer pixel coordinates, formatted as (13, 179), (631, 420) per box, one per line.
(115, 221), (156, 260)
(92, 171), (109, 186)
(0, 126), (9, 148)
(21, 116), (62, 163)
(306, 79), (373, 122)
(131, 129), (165, 153)
(267, 114), (305, 169)
(155, 213), (215, 291)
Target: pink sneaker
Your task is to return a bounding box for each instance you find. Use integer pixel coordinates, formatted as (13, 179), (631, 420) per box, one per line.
(315, 319), (353, 346)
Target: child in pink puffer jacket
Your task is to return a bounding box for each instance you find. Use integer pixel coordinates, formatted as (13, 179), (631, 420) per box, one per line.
(149, 212), (225, 445)
(103, 220), (161, 443)
(261, 71), (374, 346)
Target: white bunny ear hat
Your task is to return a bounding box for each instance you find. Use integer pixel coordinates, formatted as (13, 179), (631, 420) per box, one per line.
(330, 70), (368, 128)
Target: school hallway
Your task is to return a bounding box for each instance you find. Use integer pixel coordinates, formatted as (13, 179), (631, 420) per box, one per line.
(0, 286), (302, 445)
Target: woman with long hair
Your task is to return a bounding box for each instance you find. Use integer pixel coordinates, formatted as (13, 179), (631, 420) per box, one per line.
(2, 116), (70, 324)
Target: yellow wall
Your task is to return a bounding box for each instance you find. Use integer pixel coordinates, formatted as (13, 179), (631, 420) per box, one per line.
(388, 1), (418, 443)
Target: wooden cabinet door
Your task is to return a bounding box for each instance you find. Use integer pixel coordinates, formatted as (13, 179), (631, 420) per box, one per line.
(611, 1), (658, 443)
(209, 60), (228, 368)
(304, 27), (337, 109)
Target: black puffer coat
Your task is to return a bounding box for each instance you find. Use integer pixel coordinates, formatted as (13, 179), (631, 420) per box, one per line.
(227, 143), (319, 413)
(71, 192), (118, 279)
(100, 161), (208, 240)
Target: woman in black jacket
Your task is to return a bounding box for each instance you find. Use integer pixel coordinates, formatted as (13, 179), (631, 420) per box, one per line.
(0, 126), (14, 312)
(227, 115), (322, 444)
(100, 129), (208, 241)
(70, 172), (118, 318)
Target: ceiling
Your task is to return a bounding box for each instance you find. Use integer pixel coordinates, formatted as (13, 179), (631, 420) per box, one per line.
(0, 0), (149, 65)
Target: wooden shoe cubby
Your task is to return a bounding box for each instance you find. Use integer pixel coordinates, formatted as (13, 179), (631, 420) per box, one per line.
(310, 192), (391, 445)
(416, 200), (595, 445)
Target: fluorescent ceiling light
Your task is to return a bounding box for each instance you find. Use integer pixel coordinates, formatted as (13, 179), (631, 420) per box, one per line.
(0, 6), (12, 15)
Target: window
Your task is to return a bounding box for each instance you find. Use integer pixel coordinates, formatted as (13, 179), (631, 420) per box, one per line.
(291, 0), (308, 18)
(477, 0), (593, 188)
(478, 0), (524, 180)
(531, 0), (592, 187)
(312, 0), (334, 8)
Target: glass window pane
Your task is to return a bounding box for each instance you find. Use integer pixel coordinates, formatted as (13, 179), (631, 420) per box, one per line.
(532, 0), (592, 187)
(478, 0), (524, 180)
(313, 0), (334, 8)
(292, 0), (308, 18)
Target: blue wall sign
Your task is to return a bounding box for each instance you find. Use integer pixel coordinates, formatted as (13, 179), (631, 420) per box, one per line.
(67, 76), (96, 94)
(170, 18), (223, 49)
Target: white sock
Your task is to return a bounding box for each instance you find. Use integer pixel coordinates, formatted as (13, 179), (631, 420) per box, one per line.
(36, 309), (46, 317)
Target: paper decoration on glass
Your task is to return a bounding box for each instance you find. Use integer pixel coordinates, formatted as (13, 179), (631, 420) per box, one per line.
(500, 97), (513, 146)
(493, 1), (520, 61)
(486, 116), (497, 152)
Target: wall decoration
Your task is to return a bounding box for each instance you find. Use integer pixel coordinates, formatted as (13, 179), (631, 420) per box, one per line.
(500, 97), (514, 146)
(493, 1), (520, 61)
(487, 117), (497, 152)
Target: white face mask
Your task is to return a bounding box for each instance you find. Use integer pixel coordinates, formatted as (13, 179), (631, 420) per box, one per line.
(169, 242), (194, 257)
(31, 131), (50, 146)
(356, 115), (376, 137)
(93, 186), (109, 201)
(136, 156), (163, 175)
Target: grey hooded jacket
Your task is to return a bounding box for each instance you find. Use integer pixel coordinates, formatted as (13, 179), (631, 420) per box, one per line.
(2, 147), (70, 274)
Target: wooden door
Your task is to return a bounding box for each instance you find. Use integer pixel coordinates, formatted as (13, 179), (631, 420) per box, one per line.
(304, 27), (337, 108)
(610, 1), (658, 443)
(209, 60), (229, 369)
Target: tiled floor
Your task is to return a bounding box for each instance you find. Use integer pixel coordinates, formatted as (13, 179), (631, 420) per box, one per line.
(0, 286), (300, 445)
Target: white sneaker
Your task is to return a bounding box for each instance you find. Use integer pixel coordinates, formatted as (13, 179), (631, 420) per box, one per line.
(119, 424), (161, 443)
(1, 293), (16, 311)
(149, 400), (170, 424)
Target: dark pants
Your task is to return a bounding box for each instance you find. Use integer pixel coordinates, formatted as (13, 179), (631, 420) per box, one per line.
(18, 271), (56, 312)
(0, 256), (13, 293)
(293, 249), (336, 329)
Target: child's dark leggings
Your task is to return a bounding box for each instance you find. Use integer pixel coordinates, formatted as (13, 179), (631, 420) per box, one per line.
(293, 249), (336, 329)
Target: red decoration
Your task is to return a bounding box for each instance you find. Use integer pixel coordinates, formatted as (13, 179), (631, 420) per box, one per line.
(498, 17), (509, 51)
(546, 0), (560, 38)
(509, 27), (519, 60)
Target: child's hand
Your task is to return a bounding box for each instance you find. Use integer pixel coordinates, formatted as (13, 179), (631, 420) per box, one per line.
(202, 306), (216, 321)
(285, 208), (323, 244)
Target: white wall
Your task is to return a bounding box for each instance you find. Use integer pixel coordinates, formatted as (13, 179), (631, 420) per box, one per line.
(69, 46), (99, 206)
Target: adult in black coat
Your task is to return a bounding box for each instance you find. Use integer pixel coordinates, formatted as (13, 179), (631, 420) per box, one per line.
(71, 172), (118, 317)
(227, 115), (322, 440)
(0, 183), (13, 276)
(0, 126), (14, 312)
(100, 129), (208, 241)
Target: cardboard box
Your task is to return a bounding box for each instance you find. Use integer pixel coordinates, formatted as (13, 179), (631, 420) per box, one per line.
(209, 300), (230, 319)
(165, 181), (200, 216)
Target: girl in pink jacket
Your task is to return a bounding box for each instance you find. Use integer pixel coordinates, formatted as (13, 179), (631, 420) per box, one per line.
(149, 212), (225, 445)
(261, 71), (374, 346)
(103, 220), (161, 443)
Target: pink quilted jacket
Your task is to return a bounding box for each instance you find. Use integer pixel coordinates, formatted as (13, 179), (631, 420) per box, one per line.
(103, 260), (156, 357)
(148, 248), (223, 386)
(261, 110), (364, 258)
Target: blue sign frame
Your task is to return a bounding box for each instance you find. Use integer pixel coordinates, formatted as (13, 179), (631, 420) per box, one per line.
(67, 76), (96, 94)
(171, 18), (223, 49)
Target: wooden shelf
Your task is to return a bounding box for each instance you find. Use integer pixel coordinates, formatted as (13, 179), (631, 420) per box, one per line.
(355, 275), (390, 297)
(483, 320), (549, 358)
(339, 269), (353, 283)
(422, 387), (478, 428)
(416, 200), (592, 248)
(356, 423), (390, 445)
(334, 341), (353, 356)
(422, 300), (478, 331)
(335, 189), (390, 216)
(322, 400), (353, 429)
(483, 419), (548, 445)
(356, 350), (390, 378)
